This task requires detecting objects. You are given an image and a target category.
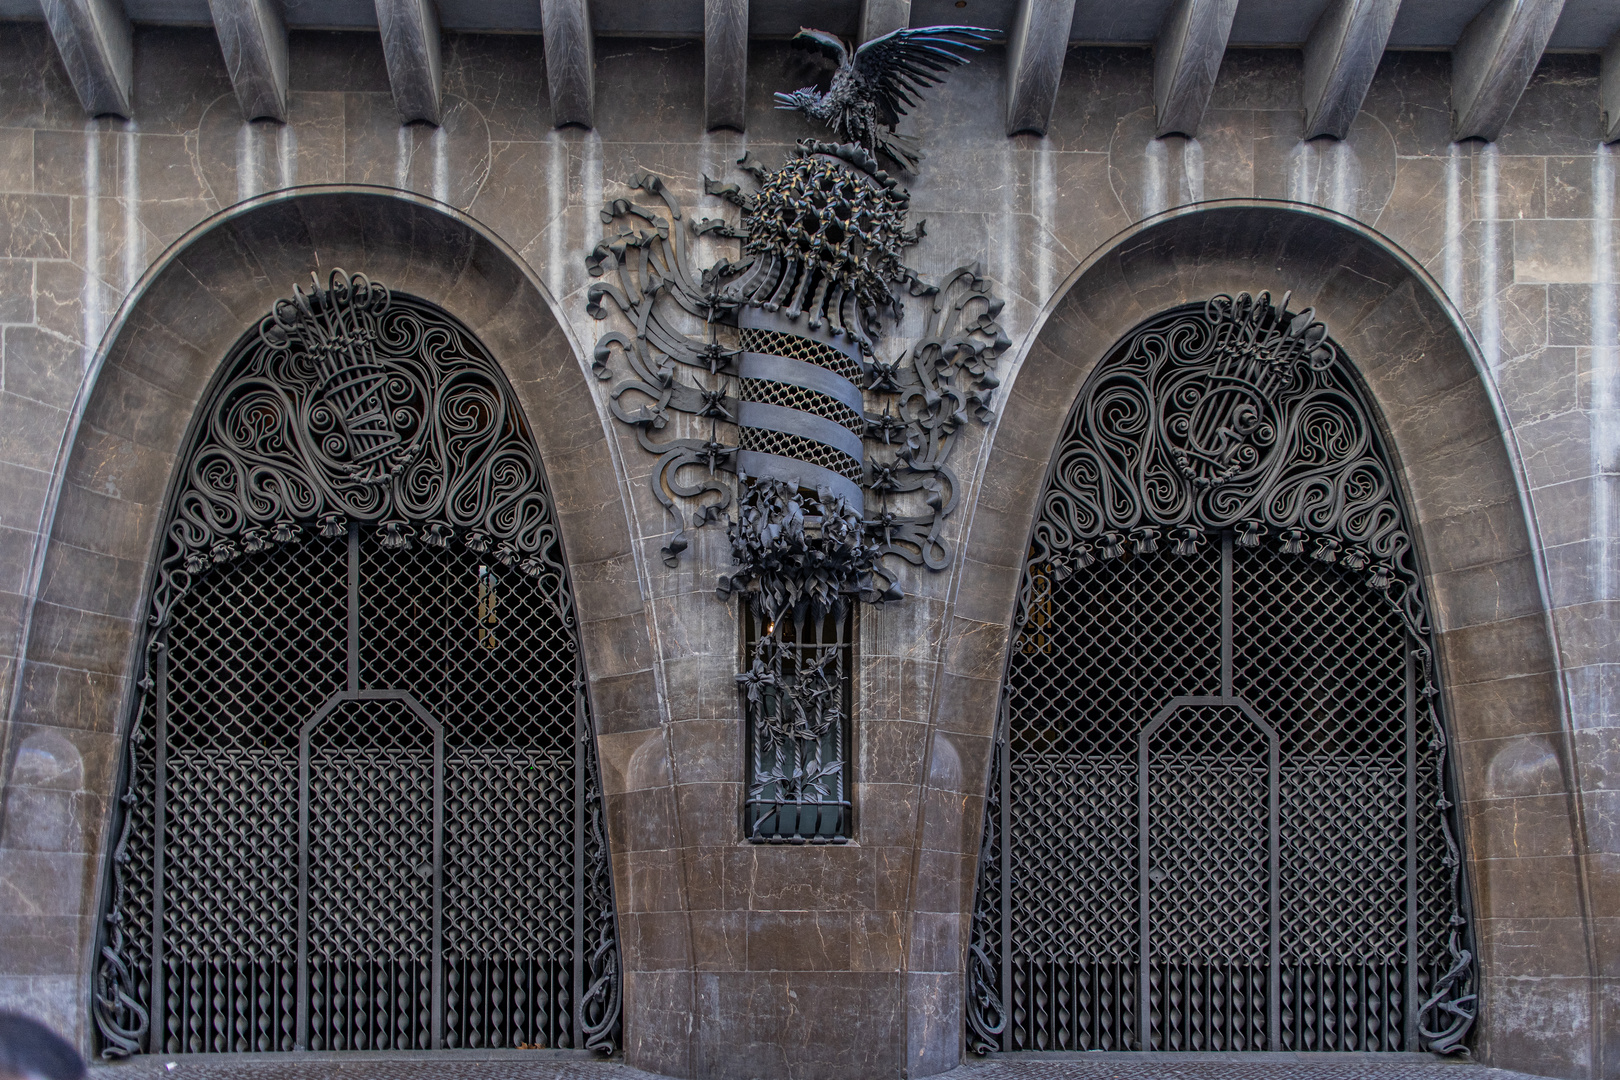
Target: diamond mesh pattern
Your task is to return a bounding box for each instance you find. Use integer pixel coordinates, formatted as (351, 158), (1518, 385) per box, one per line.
(739, 425), (863, 480)
(1145, 705), (1271, 1052)
(162, 538), (346, 965)
(1148, 706), (1271, 964)
(978, 541), (1455, 1054)
(741, 377), (865, 433)
(121, 529), (586, 1055)
(305, 698), (435, 1051)
(738, 326), (865, 383)
(1234, 550), (1410, 1051)
(1002, 548), (1218, 1051)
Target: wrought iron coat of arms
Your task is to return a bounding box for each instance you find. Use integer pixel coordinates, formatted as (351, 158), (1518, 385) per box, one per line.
(585, 24), (1003, 842)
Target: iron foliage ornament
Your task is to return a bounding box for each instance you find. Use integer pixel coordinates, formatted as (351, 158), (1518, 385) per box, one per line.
(586, 163), (1006, 593)
(586, 26), (1004, 842)
(94, 271), (621, 1057)
(966, 293), (1475, 1055)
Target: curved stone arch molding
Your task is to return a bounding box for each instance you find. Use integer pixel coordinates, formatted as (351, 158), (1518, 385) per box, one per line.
(0, 185), (684, 1057)
(915, 200), (1597, 1076)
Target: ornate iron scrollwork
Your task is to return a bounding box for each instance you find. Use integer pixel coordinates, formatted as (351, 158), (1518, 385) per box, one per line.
(966, 293), (1475, 1055)
(94, 271), (621, 1057)
(1024, 291), (1432, 651)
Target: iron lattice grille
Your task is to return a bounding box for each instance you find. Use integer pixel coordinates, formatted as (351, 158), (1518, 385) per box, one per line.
(94, 273), (619, 1059)
(738, 426), (865, 481)
(741, 605), (854, 842)
(737, 325), (866, 383)
(967, 296), (1473, 1057)
(740, 376), (866, 434)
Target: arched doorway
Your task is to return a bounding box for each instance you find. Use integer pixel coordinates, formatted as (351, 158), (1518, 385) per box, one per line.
(965, 293), (1474, 1055)
(91, 271), (620, 1057)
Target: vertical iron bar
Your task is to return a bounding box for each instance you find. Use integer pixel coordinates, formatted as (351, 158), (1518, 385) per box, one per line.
(1138, 728), (1151, 1052)
(998, 718), (1011, 1052)
(1267, 728), (1280, 1051)
(431, 723), (444, 1049)
(1221, 531), (1233, 697)
(1404, 637), (1419, 1048)
(572, 678), (587, 1048)
(295, 717), (311, 1050)
(840, 608), (851, 837)
(150, 642), (168, 1056)
(347, 525), (360, 693)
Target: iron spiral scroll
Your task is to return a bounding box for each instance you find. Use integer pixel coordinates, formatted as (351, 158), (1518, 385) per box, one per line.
(93, 271), (621, 1058)
(966, 293), (1475, 1056)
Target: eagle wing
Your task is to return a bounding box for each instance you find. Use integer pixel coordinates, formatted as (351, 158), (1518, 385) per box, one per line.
(851, 25), (994, 128)
(789, 27), (851, 69)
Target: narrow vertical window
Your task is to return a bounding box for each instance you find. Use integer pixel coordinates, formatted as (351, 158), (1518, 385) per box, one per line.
(741, 604), (854, 843)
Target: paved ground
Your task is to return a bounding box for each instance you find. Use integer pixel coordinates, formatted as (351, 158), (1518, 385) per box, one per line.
(86, 1051), (1556, 1080)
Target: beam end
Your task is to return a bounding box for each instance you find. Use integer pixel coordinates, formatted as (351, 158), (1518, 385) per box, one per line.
(705, 0), (748, 132)
(1300, 0), (1400, 141)
(376, 0), (444, 126)
(1153, 0), (1239, 139)
(1450, 0), (1565, 143)
(41, 0), (133, 119)
(858, 0), (912, 43)
(209, 0), (290, 123)
(542, 0), (595, 129)
(1602, 29), (1620, 144)
(1005, 0), (1078, 137)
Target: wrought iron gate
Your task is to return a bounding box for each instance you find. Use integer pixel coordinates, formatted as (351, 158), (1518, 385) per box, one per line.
(966, 294), (1475, 1056)
(93, 272), (619, 1057)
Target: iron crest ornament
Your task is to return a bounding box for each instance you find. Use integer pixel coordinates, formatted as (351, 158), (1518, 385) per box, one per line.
(585, 25), (1006, 606)
(586, 24), (1004, 842)
(144, 271), (573, 651)
(94, 271), (621, 1058)
(966, 294), (1476, 1056)
(1024, 291), (1431, 644)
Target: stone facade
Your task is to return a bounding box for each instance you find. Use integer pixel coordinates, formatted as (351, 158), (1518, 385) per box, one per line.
(0, 20), (1613, 1080)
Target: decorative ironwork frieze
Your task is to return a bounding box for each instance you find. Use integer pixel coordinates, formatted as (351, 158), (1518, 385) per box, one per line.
(147, 272), (571, 658)
(93, 272), (621, 1058)
(966, 295), (1475, 1056)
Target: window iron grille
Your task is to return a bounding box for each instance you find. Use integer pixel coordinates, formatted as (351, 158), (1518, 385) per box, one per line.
(92, 272), (620, 1058)
(966, 295), (1475, 1057)
(741, 605), (854, 843)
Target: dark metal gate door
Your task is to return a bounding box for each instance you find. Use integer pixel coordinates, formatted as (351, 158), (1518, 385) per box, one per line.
(972, 536), (1447, 1053)
(1140, 699), (1277, 1051)
(297, 693), (444, 1051)
(93, 278), (619, 1059)
(964, 296), (1475, 1056)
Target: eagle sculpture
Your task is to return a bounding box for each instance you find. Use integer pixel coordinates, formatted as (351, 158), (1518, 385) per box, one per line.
(774, 25), (995, 171)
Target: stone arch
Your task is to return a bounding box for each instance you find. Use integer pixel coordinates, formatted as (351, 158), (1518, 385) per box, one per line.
(921, 202), (1591, 1077)
(0, 188), (674, 1057)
